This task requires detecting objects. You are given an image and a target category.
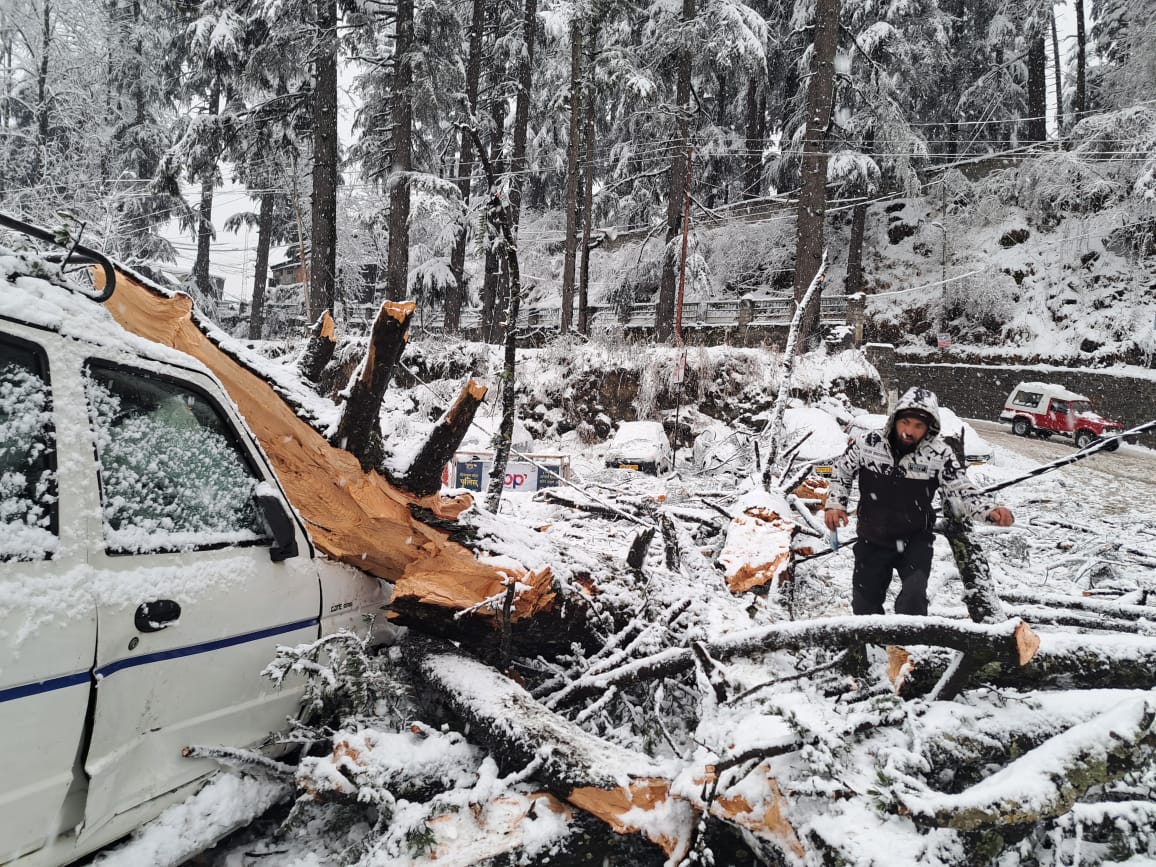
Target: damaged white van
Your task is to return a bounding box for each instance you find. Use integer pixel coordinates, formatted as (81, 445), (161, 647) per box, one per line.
(0, 232), (390, 866)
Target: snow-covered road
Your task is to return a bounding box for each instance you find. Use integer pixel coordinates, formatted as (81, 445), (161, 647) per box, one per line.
(970, 419), (1156, 516)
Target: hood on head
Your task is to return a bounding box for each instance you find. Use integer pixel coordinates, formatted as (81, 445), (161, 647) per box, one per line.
(886, 387), (942, 440)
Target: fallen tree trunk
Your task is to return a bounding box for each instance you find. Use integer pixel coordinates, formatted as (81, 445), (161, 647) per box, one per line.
(551, 615), (1040, 708)
(898, 696), (1156, 831)
(408, 634), (808, 862)
(98, 268), (556, 627)
(406, 633), (690, 859)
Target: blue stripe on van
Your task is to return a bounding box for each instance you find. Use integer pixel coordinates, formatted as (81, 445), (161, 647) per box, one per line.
(95, 618), (320, 680)
(0, 671), (91, 704)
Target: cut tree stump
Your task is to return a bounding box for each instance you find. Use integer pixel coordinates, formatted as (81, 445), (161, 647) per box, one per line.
(330, 300), (415, 472)
(395, 378), (488, 497)
(98, 268), (555, 627)
(297, 311), (336, 383)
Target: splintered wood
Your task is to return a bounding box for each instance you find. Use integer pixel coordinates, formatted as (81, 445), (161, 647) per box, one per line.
(99, 270), (552, 621)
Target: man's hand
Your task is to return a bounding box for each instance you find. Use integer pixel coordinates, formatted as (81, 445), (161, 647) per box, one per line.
(987, 507), (1014, 527)
(824, 508), (849, 531)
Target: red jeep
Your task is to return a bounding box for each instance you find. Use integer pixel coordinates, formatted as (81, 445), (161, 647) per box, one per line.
(999, 381), (1125, 448)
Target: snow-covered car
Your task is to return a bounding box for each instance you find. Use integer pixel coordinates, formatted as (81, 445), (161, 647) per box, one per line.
(604, 420), (673, 474)
(0, 258), (390, 866)
(999, 381), (1126, 449)
(842, 407), (994, 465)
(781, 406), (854, 478)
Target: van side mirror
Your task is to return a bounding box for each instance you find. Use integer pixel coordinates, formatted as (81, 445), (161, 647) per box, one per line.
(256, 493), (300, 562)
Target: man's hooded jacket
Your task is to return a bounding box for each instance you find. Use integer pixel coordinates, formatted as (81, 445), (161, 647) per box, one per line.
(827, 387), (997, 544)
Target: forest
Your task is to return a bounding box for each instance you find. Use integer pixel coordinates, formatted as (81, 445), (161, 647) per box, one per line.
(2, 0), (1154, 355)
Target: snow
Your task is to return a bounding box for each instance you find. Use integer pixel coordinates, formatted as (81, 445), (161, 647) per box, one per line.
(91, 773), (290, 867)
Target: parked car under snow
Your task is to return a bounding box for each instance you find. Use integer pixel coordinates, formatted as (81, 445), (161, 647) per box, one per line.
(604, 420), (673, 475)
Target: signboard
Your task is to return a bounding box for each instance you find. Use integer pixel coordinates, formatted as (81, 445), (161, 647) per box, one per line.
(451, 453), (570, 492)
(936, 332), (952, 349)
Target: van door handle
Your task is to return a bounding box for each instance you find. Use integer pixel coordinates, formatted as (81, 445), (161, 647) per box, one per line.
(135, 600), (182, 633)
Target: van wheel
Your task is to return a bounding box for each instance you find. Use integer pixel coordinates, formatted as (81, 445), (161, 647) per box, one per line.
(1012, 418), (1031, 437)
(1075, 430), (1096, 449)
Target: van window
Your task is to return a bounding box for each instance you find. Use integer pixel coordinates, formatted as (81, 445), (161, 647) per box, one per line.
(1050, 399), (1070, 414)
(84, 365), (268, 554)
(0, 339), (57, 561)
(1012, 390), (1042, 408)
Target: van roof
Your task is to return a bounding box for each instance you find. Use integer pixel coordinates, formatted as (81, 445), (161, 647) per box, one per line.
(0, 246), (206, 373)
(1013, 381), (1089, 402)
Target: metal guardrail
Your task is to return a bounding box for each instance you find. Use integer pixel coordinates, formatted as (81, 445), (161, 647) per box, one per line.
(217, 297), (849, 332)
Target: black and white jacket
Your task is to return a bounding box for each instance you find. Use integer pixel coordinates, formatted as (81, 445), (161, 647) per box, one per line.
(827, 387), (998, 544)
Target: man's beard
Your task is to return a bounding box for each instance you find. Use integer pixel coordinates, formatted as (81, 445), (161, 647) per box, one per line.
(889, 428), (919, 455)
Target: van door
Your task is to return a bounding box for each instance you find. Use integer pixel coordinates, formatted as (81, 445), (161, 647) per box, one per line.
(0, 331), (97, 862)
(77, 361), (319, 838)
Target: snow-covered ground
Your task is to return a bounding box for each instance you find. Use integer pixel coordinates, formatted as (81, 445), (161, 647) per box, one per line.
(90, 403), (1156, 867)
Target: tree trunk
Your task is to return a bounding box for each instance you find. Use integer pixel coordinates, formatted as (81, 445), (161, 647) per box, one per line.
(1026, 34), (1047, 144)
(845, 203), (867, 294)
(247, 192), (274, 340)
(550, 614), (1040, 709)
(192, 78), (221, 302)
(655, 0), (695, 343)
(329, 301), (415, 472)
(297, 311), (336, 383)
(33, 0), (51, 183)
(396, 379), (488, 497)
(741, 73), (765, 200)
(560, 19), (584, 334)
(577, 22), (598, 336)
(508, 0), (537, 229)
(385, 0), (414, 302)
(1074, 0), (1087, 119)
(899, 697), (1156, 831)
(309, 0), (339, 321)
(791, 0), (839, 350)
(446, 0), (485, 332)
(1051, 7), (1064, 132)
(480, 97), (507, 343)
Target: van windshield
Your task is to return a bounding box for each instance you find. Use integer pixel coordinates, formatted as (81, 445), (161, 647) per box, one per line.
(1071, 400), (1092, 414)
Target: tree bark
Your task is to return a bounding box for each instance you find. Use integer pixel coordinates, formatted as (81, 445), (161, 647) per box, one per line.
(330, 301), (415, 472)
(560, 18), (584, 334)
(899, 697), (1156, 831)
(1074, 0), (1087, 120)
(446, 0), (485, 332)
(791, 0), (839, 349)
(247, 192), (275, 340)
(655, 0), (694, 344)
(297, 311), (336, 383)
(385, 0), (414, 302)
(508, 0), (537, 229)
(1026, 34), (1047, 144)
(1051, 7), (1064, 132)
(550, 615), (1040, 709)
(309, 0), (339, 321)
(577, 21), (598, 336)
(396, 379), (488, 497)
(741, 73), (765, 200)
(845, 203), (866, 294)
(192, 78), (221, 303)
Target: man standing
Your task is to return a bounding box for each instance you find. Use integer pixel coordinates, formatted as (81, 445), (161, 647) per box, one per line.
(824, 387), (1014, 616)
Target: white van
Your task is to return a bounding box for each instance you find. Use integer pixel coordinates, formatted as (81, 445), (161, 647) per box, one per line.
(0, 248), (390, 866)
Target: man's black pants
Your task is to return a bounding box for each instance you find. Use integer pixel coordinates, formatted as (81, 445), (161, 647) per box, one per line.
(851, 533), (935, 616)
